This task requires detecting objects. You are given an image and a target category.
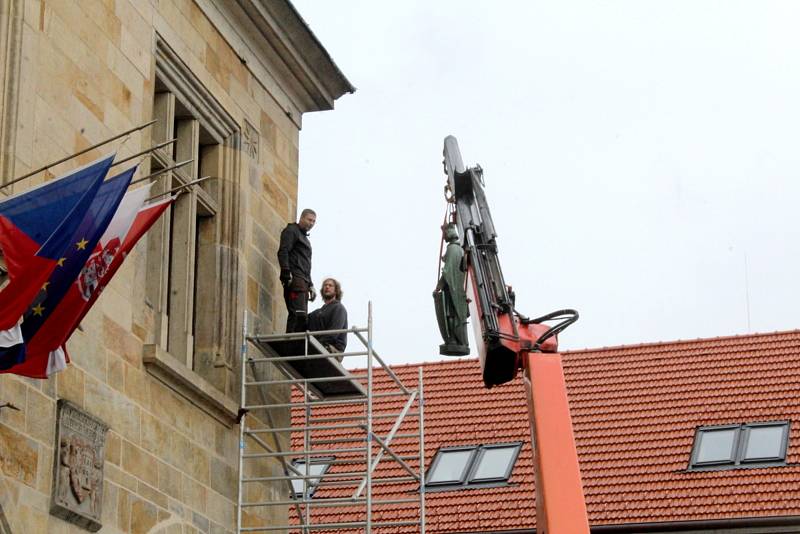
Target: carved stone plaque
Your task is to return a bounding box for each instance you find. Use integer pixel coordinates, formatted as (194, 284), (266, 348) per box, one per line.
(50, 400), (108, 532)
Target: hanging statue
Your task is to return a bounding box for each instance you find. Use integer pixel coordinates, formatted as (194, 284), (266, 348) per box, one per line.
(433, 223), (470, 356)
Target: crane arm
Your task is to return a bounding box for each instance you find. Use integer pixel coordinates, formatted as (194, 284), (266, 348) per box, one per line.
(436, 135), (590, 534)
(441, 135), (578, 387)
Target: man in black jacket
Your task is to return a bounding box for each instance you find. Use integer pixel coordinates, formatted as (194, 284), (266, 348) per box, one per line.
(308, 278), (347, 356)
(277, 209), (317, 332)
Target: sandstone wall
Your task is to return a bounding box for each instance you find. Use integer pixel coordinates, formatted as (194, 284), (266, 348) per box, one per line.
(0, 0), (331, 532)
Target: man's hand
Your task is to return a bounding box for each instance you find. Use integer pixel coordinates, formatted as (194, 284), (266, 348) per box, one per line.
(280, 270), (292, 287)
(308, 286), (317, 302)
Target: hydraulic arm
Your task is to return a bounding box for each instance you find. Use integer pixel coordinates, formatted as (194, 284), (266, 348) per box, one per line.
(434, 136), (590, 533)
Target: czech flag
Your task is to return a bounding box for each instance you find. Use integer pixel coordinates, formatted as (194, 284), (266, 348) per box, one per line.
(0, 166), (134, 372)
(0, 154), (114, 333)
(4, 184), (174, 378)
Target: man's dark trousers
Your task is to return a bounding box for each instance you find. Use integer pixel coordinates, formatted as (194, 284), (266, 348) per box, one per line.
(284, 277), (309, 333)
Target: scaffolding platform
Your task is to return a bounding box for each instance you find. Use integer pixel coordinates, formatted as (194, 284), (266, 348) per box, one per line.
(249, 335), (366, 398)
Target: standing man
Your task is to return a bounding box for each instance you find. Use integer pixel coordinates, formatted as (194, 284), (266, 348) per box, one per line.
(278, 209), (317, 332)
(308, 278), (348, 355)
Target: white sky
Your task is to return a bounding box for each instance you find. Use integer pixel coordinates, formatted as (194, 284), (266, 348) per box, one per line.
(293, 1), (800, 366)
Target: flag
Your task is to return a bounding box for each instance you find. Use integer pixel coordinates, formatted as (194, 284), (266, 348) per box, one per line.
(4, 186), (174, 378)
(0, 166), (135, 372)
(0, 153), (114, 331)
(62, 192), (174, 342)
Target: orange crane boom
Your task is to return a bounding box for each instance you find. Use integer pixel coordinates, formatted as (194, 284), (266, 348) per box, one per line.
(437, 136), (590, 533)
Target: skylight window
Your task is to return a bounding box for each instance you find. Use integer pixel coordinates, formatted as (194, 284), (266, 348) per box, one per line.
(426, 443), (521, 489)
(470, 444), (520, 482)
(426, 447), (475, 485)
(743, 425), (787, 461)
(690, 422), (789, 470)
(694, 426), (737, 464)
(291, 458), (332, 498)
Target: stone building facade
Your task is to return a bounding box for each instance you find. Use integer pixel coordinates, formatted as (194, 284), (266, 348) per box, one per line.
(0, 1), (352, 532)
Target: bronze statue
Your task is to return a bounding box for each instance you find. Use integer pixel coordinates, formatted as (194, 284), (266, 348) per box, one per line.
(434, 223), (470, 355)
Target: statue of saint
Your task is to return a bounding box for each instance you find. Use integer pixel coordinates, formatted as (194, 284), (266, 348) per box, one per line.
(433, 224), (470, 355)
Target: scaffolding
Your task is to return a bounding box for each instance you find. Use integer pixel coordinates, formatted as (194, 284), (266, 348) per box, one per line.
(236, 304), (426, 533)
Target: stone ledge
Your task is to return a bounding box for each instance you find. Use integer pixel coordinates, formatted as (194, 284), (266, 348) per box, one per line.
(143, 344), (239, 427)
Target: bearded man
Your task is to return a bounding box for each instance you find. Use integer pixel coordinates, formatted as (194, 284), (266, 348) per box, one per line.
(308, 277), (347, 355)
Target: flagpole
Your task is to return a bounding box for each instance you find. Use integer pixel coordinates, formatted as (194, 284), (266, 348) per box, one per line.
(145, 176), (214, 202)
(110, 138), (177, 168)
(2, 119), (158, 189)
(130, 159), (193, 186)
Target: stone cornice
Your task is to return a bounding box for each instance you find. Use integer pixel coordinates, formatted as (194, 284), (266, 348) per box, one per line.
(194, 0), (354, 121)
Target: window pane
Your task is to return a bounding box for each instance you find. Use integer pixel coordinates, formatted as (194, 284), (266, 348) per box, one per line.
(744, 425), (786, 460)
(427, 449), (474, 484)
(291, 462), (328, 496)
(470, 446), (518, 481)
(696, 428), (736, 464)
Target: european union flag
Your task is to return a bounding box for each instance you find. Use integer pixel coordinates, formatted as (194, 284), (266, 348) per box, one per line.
(0, 166), (134, 370)
(0, 154), (114, 331)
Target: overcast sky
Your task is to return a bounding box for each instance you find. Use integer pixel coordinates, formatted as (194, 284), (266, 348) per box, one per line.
(292, 1), (800, 367)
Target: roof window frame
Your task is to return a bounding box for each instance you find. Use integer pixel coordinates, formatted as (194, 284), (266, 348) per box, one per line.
(425, 446), (477, 487)
(467, 442), (523, 484)
(740, 421), (791, 464)
(290, 456), (334, 499)
(426, 442), (523, 490)
(689, 421), (790, 471)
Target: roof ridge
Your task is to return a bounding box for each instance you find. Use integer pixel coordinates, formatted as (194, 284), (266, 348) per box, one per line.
(353, 329), (800, 372)
(561, 329), (800, 355)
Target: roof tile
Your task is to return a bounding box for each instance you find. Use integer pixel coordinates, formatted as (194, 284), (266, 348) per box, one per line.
(286, 330), (800, 532)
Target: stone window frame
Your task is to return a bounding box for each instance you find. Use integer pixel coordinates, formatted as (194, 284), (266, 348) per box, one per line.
(143, 37), (242, 424)
(0, 0), (23, 187)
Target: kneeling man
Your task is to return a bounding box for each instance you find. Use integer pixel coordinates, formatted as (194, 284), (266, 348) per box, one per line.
(308, 278), (347, 355)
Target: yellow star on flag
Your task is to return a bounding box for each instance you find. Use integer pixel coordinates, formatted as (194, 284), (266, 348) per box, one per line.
(41, 281), (50, 291)
(57, 257), (66, 267)
(76, 238), (89, 250)
(32, 303), (45, 316)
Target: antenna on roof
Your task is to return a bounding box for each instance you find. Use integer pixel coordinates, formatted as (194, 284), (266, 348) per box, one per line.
(744, 251), (751, 332)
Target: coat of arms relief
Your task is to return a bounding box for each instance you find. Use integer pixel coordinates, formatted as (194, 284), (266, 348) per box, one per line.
(50, 400), (107, 532)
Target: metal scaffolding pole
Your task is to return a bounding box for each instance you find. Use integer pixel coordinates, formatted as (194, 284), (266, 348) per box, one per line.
(236, 311), (248, 534)
(419, 366), (427, 533)
(366, 301), (374, 534)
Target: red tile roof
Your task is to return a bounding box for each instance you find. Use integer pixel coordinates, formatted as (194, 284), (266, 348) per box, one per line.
(289, 330), (800, 532)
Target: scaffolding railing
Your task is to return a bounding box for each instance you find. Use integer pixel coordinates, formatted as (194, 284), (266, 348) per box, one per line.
(236, 304), (426, 533)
